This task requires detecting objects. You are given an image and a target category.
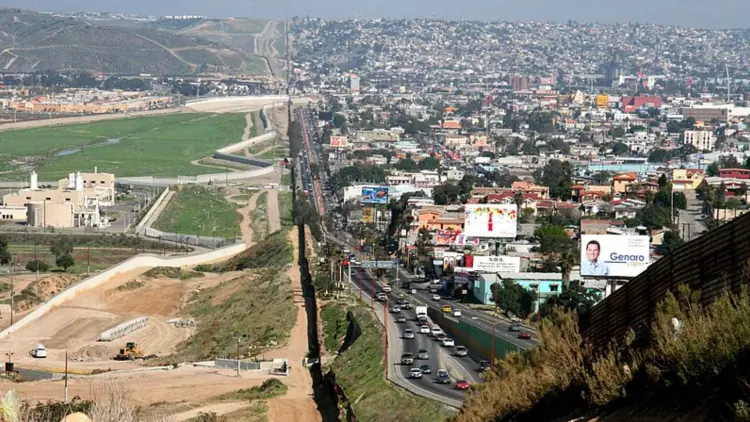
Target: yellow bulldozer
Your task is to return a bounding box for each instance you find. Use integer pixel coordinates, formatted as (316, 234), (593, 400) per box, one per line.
(114, 342), (144, 361)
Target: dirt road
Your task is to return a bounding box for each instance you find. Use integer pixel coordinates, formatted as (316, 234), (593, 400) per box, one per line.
(267, 189), (281, 233)
(264, 227), (321, 422)
(236, 191), (262, 247)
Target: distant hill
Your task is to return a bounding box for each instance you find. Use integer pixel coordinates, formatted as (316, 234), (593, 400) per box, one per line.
(145, 17), (273, 57)
(0, 9), (265, 75)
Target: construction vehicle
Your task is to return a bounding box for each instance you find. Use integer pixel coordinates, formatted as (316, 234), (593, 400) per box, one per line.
(114, 342), (144, 360)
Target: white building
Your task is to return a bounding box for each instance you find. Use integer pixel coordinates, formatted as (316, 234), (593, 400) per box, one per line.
(683, 130), (716, 151)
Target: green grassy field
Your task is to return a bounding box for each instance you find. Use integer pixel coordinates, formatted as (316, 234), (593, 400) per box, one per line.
(251, 191), (269, 241)
(153, 186), (241, 239)
(279, 191), (293, 227)
(0, 113), (247, 179)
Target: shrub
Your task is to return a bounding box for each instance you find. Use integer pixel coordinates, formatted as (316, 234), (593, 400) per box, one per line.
(25, 260), (49, 272)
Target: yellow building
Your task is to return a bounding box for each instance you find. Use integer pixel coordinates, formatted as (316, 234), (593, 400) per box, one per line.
(672, 169), (705, 191)
(596, 94), (609, 109)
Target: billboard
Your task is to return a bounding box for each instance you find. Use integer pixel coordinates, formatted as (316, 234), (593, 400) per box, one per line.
(472, 256), (521, 273)
(360, 186), (388, 204)
(361, 207), (374, 224)
(330, 136), (349, 148)
(434, 229), (479, 246)
(580, 235), (650, 278)
(596, 94), (609, 108)
(464, 204), (518, 238)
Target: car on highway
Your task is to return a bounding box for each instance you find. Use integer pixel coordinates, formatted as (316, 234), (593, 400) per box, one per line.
(417, 349), (429, 360)
(401, 302), (412, 310)
(518, 331), (533, 340)
(409, 368), (423, 379)
(455, 380), (471, 391)
(403, 329), (415, 339)
(436, 369), (451, 384)
(441, 304), (452, 313)
(478, 360), (491, 372)
(442, 338), (455, 347)
(382, 285), (392, 293)
(452, 309), (462, 317)
(396, 315), (407, 323)
(432, 294), (441, 301)
(419, 325), (430, 334)
(436, 333), (447, 342)
(375, 292), (387, 301)
(430, 326), (443, 337)
(401, 353), (415, 365)
(389, 306), (401, 313)
(508, 324), (522, 332)
(419, 364), (432, 374)
(454, 346), (468, 357)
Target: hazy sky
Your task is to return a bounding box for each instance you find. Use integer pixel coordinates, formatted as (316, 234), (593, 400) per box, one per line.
(3, 0), (745, 29)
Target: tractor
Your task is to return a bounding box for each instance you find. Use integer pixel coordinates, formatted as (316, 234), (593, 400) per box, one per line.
(114, 342), (144, 360)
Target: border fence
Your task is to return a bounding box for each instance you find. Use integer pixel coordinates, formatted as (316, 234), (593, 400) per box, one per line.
(579, 211), (750, 349)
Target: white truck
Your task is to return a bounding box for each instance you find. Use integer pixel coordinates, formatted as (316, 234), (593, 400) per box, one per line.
(31, 344), (47, 358)
(415, 306), (428, 322)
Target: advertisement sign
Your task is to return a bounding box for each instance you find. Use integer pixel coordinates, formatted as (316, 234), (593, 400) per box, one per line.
(580, 235), (650, 278)
(360, 186), (389, 204)
(464, 204), (518, 238)
(361, 207), (374, 224)
(330, 136), (349, 148)
(472, 256), (521, 273)
(434, 228), (479, 246)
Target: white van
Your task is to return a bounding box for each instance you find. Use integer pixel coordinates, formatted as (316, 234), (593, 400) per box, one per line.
(31, 345), (47, 358)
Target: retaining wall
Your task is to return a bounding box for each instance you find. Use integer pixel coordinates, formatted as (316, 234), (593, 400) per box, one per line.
(214, 358), (262, 371)
(0, 242), (247, 340)
(135, 187), (170, 233)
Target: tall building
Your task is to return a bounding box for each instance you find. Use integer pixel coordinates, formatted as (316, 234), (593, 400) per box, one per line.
(683, 130), (716, 151)
(348, 74), (360, 93)
(508, 74), (528, 91)
(603, 52), (622, 88)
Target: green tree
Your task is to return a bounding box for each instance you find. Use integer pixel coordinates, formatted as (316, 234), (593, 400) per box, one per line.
(418, 156), (440, 171)
(534, 159), (573, 199)
(637, 204), (672, 228)
(56, 253), (75, 271)
(720, 155), (741, 169)
(534, 225), (573, 254)
(706, 162), (720, 177)
(0, 234), (10, 265)
(592, 171), (611, 185)
(648, 148), (669, 163)
(716, 182), (727, 208)
(491, 279), (537, 318)
(654, 187), (686, 210)
(50, 236), (73, 258)
(415, 227), (433, 256)
(539, 282), (599, 318)
(394, 157), (419, 171)
(659, 231), (685, 255)
(609, 126), (626, 138)
(726, 197), (743, 210)
(26, 260), (49, 272)
(611, 142), (629, 155)
(738, 183), (748, 198)
(432, 183), (461, 205)
(332, 113), (346, 128)
(658, 174), (668, 189)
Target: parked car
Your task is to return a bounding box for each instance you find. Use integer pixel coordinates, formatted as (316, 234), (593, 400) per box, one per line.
(508, 324), (522, 332)
(442, 338), (455, 347)
(478, 360), (491, 372)
(518, 332), (533, 340)
(452, 309), (462, 317)
(454, 346), (468, 357)
(436, 369), (451, 384)
(401, 353), (415, 365)
(455, 380), (471, 390)
(417, 349), (430, 360)
(419, 325), (431, 334)
(396, 316), (407, 323)
(409, 368), (423, 379)
(420, 364), (432, 374)
(403, 329), (415, 339)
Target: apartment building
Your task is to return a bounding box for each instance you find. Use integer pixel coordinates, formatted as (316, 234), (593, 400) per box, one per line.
(682, 130), (716, 151)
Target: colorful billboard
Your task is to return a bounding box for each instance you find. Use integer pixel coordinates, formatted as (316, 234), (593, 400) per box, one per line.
(330, 136), (349, 148)
(360, 186), (389, 204)
(434, 229), (478, 246)
(472, 256), (521, 273)
(361, 207), (374, 224)
(580, 235), (650, 278)
(464, 204), (518, 238)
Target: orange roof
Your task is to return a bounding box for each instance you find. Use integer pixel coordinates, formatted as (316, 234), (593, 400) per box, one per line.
(613, 173), (637, 181)
(442, 120), (461, 129)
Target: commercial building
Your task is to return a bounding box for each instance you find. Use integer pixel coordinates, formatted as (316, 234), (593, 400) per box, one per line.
(1, 169), (114, 228)
(681, 107), (728, 123)
(683, 130), (716, 151)
(348, 74), (360, 93)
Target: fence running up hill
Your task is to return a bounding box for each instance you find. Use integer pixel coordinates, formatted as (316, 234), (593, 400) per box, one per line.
(579, 210), (750, 349)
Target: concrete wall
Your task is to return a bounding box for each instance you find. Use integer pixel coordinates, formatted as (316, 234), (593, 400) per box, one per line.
(135, 187), (170, 233)
(214, 358), (262, 371)
(117, 167), (274, 187)
(215, 132), (276, 154)
(0, 242), (247, 340)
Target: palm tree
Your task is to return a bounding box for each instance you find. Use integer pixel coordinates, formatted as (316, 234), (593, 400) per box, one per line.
(559, 250), (579, 291)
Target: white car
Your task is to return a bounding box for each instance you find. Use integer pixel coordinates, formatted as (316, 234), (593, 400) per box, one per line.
(382, 285), (392, 293)
(419, 325), (431, 334)
(431, 326), (443, 337)
(31, 344), (47, 358)
(452, 309), (462, 317)
(431, 294), (440, 301)
(409, 368), (423, 379)
(442, 338), (456, 347)
(404, 329), (415, 339)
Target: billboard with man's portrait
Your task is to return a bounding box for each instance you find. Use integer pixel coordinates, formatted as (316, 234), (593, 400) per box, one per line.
(580, 235), (651, 278)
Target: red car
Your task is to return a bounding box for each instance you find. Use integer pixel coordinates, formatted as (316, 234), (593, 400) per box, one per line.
(518, 332), (533, 340)
(455, 380), (471, 390)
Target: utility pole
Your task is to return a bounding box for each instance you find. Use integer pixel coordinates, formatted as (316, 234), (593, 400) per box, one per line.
(87, 240), (91, 276)
(9, 257), (14, 326)
(64, 351), (69, 403)
(34, 243), (39, 281)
